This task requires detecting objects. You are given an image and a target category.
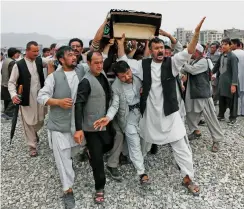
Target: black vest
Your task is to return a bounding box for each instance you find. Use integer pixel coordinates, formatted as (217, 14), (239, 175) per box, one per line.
(141, 57), (179, 117)
(188, 58), (211, 99)
(17, 57), (44, 106)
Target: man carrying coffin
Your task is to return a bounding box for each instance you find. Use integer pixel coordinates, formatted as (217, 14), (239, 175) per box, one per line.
(116, 17), (207, 196)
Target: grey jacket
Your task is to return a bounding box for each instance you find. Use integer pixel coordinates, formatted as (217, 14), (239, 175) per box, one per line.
(82, 70), (111, 132)
(106, 75), (142, 132)
(38, 65), (86, 133)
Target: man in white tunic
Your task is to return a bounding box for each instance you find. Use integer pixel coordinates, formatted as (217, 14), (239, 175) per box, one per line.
(8, 41), (46, 157)
(37, 46), (86, 209)
(116, 17), (206, 196)
(231, 38), (244, 116)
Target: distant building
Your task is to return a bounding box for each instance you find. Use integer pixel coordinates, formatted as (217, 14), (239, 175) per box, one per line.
(224, 28), (244, 42)
(175, 28), (193, 45)
(200, 30), (224, 45)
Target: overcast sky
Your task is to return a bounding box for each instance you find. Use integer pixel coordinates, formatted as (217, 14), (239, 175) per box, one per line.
(1, 0), (244, 39)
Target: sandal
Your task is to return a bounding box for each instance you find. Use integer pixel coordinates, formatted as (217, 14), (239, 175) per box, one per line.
(182, 175), (200, 196)
(94, 190), (105, 204)
(29, 147), (38, 157)
(211, 142), (219, 153)
(140, 174), (150, 185)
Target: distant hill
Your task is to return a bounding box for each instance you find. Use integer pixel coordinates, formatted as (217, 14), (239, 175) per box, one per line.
(1, 33), (91, 48)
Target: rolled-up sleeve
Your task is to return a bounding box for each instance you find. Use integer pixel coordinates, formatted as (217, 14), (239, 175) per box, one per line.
(172, 49), (192, 77)
(37, 74), (55, 105)
(8, 64), (19, 99)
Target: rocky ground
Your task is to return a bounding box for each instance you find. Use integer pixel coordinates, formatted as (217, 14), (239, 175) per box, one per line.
(1, 111), (244, 209)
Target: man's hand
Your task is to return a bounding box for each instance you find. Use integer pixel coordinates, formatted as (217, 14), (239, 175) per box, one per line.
(108, 39), (115, 46)
(12, 95), (21, 104)
(74, 130), (84, 144)
(181, 74), (188, 82)
(131, 40), (138, 49)
(231, 85), (236, 94)
(159, 29), (170, 37)
(58, 98), (73, 109)
(195, 17), (206, 33)
(117, 33), (125, 46)
(93, 116), (110, 131)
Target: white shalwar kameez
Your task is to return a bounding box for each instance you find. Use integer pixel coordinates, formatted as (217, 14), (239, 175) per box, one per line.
(118, 49), (194, 179)
(37, 69), (82, 191)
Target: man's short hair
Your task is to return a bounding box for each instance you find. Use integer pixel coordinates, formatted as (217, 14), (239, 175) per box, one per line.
(164, 45), (171, 50)
(42, 48), (50, 53)
(87, 51), (102, 62)
(8, 47), (17, 58)
(221, 38), (231, 45)
(26, 41), (38, 50)
(68, 38), (83, 47)
(89, 40), (93, 46)
(56, 46), (74, 65)
(210, 42), (219, 49)
(50, 43), (57, 50)
(231, 38), (241, 47)
(112, 61), (130, 75)
(149, 37), (165, 50)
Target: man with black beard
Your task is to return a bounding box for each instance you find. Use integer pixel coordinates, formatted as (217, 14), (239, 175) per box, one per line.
(37, 46), (86, 209)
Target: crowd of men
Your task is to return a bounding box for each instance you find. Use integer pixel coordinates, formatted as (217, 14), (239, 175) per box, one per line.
(1, 16), (244, 209)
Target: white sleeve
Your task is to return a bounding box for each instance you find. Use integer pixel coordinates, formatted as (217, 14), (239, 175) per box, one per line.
(37, 74), (55, 105)
(172, 49), (192, 77)
(8, 64), (19, 99)
(183, 59), (209, 75)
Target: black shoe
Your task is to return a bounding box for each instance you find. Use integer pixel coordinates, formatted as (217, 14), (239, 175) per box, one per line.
(150, 144), (158, 154)
(106, 166), (123, 181)
(63, 191), (75, 209)
(198, 120), (206, 126)
(217, 116), (225, 121)
(119, 154), (130, 165)
(227, 119), (236, 125)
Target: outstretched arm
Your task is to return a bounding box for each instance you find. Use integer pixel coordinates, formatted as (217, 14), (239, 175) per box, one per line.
(187, 17), (206, 54)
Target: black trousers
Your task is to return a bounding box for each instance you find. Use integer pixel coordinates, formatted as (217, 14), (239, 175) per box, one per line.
(218, 94), (238, 120)
(85, 130), (114, 191)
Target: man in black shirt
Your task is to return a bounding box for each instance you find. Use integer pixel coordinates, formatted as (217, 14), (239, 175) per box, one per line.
(74, 51), (115, 204)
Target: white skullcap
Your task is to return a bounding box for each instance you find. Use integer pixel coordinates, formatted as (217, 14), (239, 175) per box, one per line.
(55, 43), (66, 50)
(196, 43), (204, 53)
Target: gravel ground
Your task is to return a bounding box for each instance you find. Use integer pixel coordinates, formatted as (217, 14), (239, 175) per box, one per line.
(1, 110), (244, 209)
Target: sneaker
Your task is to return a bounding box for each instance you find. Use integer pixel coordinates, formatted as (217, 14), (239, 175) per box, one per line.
(227, 119), (236, 125)
(150, 144), (158, 154)
(119, 154), (130, 165)
(106, 166), (123, 181)
(63, 190), (75, 209)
